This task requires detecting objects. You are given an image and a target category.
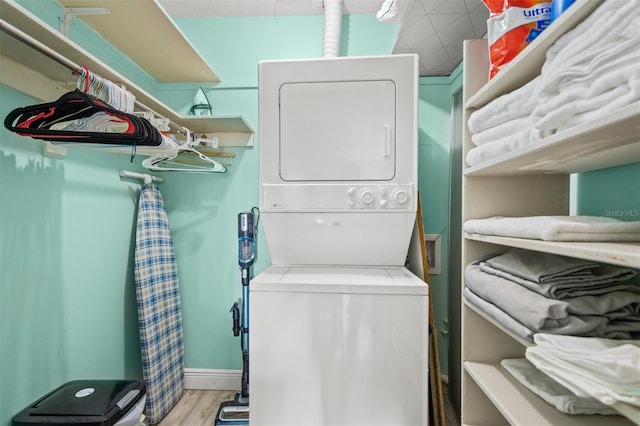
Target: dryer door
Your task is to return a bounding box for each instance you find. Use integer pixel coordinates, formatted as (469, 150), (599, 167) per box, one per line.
(279, 80), (396, 182)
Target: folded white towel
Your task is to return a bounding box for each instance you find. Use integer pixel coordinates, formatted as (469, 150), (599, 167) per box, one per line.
(463, 216), (640, 242)
(465, 127), (537, 166)
(541, 0), (640, 90)
(501, 358), (621, 415)
(542, 40), (640, 99)
(555, 99), (640, 134)
(536, 85), (630, 132)
(526, 334), (640, 407)
(467, 77), (541, 134)
(534, 60), (640, 132)
(471, 116), (534, 147)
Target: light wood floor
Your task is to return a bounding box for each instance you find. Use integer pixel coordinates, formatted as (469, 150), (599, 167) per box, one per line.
(157, 387), (459, 426)
(156, 389), (237, 425)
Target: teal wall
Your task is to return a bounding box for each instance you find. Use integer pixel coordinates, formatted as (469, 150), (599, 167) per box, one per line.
(577, 163), (640, 220)
(1, 86), (145, 425)
(171, 14), (399, 88)
(417, 66), (463, 375)
(0, 8), (403, 425)
(157, 13), (401, 370)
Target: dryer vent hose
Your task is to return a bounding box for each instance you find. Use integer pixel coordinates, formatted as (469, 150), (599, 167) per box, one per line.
(323, 0), (342, 57)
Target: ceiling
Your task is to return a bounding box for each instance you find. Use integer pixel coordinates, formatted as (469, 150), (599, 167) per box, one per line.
(158, 0), (489, 77)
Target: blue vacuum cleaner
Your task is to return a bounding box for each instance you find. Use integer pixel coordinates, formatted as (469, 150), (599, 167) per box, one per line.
(215, 210), (257, 425)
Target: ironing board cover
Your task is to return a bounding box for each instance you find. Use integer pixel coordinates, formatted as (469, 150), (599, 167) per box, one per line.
(134, 183), (184, 424)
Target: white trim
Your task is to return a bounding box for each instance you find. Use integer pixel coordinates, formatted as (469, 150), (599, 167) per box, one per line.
(184, 368), (241, 391)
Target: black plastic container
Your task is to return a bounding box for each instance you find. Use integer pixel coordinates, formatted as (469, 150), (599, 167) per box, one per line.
(12, 380), (146, 426)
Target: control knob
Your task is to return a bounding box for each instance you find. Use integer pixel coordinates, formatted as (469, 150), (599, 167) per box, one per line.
(392, 188), (409, 206)
(358, 188), (375, 206)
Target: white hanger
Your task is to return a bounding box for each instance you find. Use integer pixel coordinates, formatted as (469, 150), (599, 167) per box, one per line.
(76, 66), (135, 113)
(141, 148), (227, 173)
(140, 129), (227, 173)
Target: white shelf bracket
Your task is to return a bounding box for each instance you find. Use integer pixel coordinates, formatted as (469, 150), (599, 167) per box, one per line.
(61, 7), (109, 37)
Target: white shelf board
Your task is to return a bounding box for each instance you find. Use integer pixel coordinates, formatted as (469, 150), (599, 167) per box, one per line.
(0, 0), (252, 137)
(182, 116), (255, 134)
(611, 402), (640, 425)
(464, 233), (640, 269)
(463, 299), (532, 348)
(465, 0), (606, 109)
(464, 361), (636, 426)
(57, 0), (219, 83)
(464, 102), (640, 176)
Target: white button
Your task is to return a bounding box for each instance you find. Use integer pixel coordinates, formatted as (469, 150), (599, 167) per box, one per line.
(347, 187), (356, 196)
(380, 199), (388, 208)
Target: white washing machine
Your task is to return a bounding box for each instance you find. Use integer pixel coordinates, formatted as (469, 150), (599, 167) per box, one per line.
(252, 55), (428, 425)
(250, 266), (428, 426)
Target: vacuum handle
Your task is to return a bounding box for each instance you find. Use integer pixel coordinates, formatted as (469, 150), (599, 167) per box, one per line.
(230, 302), (240, 337)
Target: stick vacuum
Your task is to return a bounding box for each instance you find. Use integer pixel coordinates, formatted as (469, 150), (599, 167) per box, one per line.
(215, 210), (256, 425)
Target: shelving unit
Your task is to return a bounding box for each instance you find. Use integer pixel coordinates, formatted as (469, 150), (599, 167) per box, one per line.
(465, 0), (605, 110)
(0, 0), (253, 148)
(460, 1), (640, 424)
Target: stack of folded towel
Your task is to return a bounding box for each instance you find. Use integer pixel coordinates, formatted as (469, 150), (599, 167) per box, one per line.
(525, 333), (640, 408)
(466, 76), (542, 166)
(464, 248), (640, 342)
(462, 215), (640, 242)
(466, 0), (640, 167)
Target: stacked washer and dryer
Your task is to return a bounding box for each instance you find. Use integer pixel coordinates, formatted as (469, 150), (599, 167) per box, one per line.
(250, 54), (429, 425)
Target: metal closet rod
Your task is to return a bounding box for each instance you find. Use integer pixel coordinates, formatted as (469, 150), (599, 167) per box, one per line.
(0, 19), (183, 132)
(120, 170), (164, 184)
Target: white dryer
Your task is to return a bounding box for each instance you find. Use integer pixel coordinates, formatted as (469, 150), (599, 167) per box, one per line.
(258, 54), (419, 266)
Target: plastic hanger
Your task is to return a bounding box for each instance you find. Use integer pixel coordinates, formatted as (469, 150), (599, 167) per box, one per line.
(141, 148), (227, 173)
(75, 66), (135, 113)
(140, 129), (227, 173)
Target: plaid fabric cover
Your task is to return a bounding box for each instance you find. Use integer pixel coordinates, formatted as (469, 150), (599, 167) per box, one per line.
(134, 183), (184, 424)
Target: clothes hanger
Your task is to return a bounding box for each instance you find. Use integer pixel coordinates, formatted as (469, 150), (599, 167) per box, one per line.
(140, 128), (227, 173)
(4, 90), (163, 146)
(140, 147), (227, 173)
(75, 66), (134, 113)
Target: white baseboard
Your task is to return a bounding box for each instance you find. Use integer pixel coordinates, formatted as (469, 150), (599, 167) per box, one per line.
(184, 368), (242, 391)
(184, 368), (448, 391)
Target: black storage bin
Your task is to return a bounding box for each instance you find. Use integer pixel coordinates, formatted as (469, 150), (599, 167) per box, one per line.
(12, 380), (146, 426)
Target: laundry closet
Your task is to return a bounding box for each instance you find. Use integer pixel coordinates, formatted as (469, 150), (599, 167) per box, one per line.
(0, 1), (433, 424)
(1, 0), (639, 425)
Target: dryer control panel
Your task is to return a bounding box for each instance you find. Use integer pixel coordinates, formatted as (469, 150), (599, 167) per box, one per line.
(262, 183), (415, 211)
(347, 185), (412, 209)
